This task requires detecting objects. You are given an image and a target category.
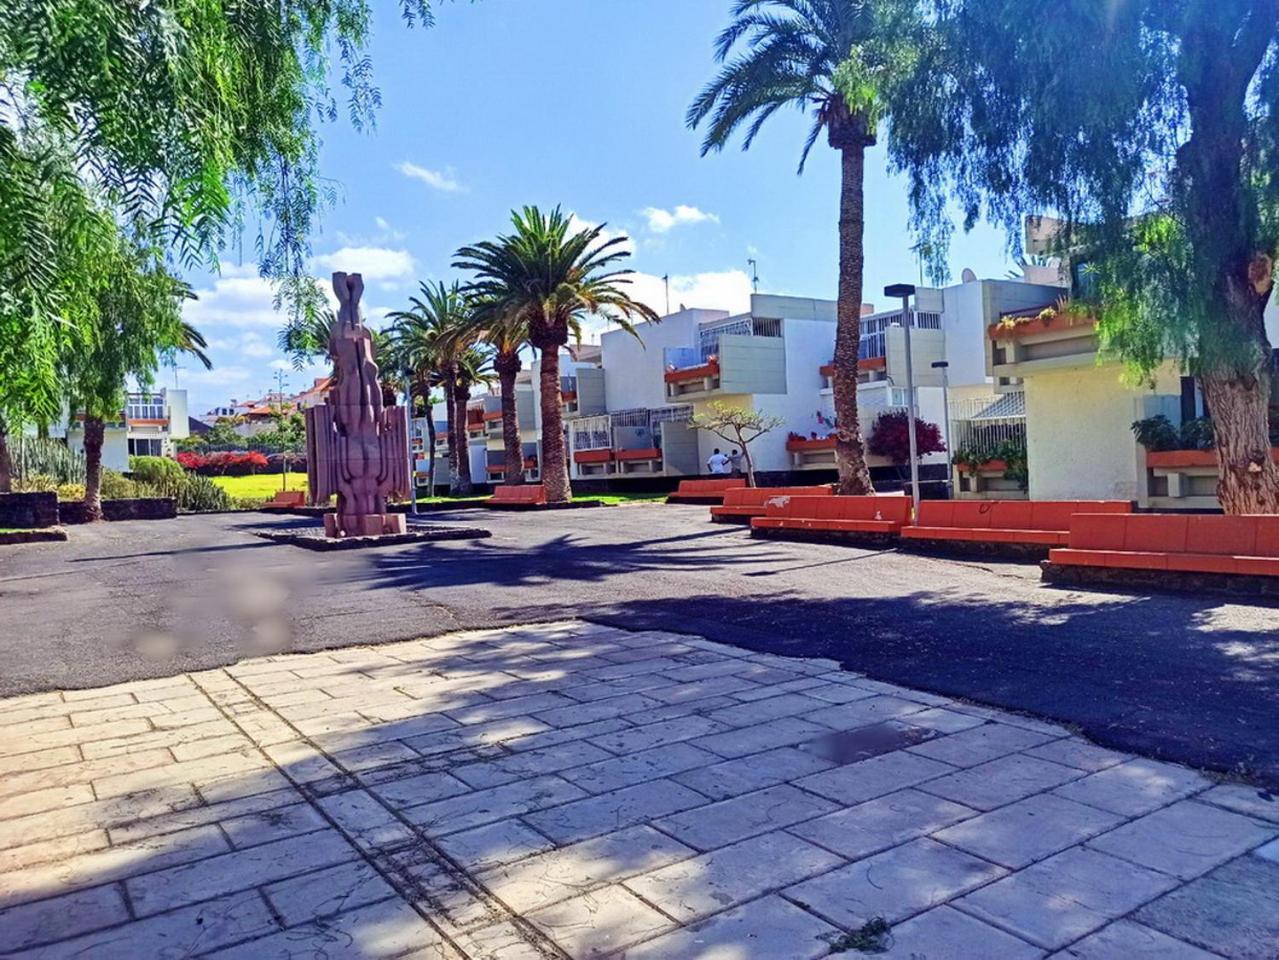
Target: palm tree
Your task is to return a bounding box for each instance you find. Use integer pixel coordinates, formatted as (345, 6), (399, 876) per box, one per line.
(386, 281), (477, 496)
(688, 0), (913, 495)
(386, 311), (447, 497)
(455, 207), (657, 503)
(471, 302), (531, 486)
(452, 345), (495, 495)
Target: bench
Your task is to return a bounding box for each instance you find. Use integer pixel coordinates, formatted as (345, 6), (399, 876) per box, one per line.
(901, 500), (1132, 559)
(710, 486), (834, 523)
(666, 478), (747, 504)
(485, 484), (548, 508)
(1045, 514), (1279, 594)
(262, 489), (307, 509)
(750, 495), (912, 545)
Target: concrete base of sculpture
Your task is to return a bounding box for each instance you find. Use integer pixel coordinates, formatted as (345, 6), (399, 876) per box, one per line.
(253, 523), (491, 551)
(323, 512), (408, 539)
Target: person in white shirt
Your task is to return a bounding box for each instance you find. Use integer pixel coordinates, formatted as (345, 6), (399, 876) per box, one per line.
(706, 449), (729, 474)
(728, 449), (743, 475)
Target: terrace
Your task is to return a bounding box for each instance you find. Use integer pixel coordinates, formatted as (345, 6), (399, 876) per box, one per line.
(663, 315), (785, 400)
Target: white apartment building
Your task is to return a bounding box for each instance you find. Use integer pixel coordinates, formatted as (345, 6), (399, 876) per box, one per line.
(52, 388), (190, 471)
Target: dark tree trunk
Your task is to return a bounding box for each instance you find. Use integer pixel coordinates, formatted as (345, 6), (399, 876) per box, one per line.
(452, 383), (473, 496)
(830, 136), (874, 495)
(1177, 14), (1279, 513)
(442, 365), (459, 491)
(424, 389), (438, 498)
(0, 414), (12, 493)
(533, 340), (571, 503)
(82, 416), (105, 522)
(495, 350), (525, 486)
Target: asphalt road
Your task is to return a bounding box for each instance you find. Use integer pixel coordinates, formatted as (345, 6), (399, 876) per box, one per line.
(2, 506), (1277, 789)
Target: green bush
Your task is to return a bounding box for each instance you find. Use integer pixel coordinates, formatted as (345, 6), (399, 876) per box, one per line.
(129, 455), (185, 487)
(1178, 417), (1215, 451)
(100, 469), (147, 499)
(12, 437), (86, 484)
(1131, 414), (1179, 451)
(173, 474), (234, 512)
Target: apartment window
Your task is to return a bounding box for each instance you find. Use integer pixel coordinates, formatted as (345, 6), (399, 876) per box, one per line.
(128, 438), (163, 457)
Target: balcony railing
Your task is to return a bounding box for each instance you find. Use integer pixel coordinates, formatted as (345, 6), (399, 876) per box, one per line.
(664, 316), (784, 371)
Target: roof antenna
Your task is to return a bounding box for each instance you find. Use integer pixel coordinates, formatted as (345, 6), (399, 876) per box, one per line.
(662, 274), (670, 316)
(747, 258), (759, 293)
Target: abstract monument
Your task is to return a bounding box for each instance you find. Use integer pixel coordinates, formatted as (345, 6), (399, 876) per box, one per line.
(306, 272), (410, 538)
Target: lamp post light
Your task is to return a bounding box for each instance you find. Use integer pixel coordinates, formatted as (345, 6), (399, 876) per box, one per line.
(885, 283), (920, 511)
(932, 359), (951, 499)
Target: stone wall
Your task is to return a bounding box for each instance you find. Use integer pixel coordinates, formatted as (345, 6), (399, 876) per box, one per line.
(59, 498), (177, 524)
(0, 492), (59, 529)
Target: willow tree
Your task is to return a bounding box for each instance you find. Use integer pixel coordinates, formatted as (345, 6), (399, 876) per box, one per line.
(0, 0), (443, 475)
(890, 0), (1279, 514)
(689, 0), (921, 495)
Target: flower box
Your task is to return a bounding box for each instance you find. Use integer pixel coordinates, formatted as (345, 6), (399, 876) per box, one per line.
(664, 359), (720, 383)
(957, 459), (1008, 474)
(786, 437), (837, 452)
(573, 449), (614, 464)
(1146, 448), (1279, 469)
(614, 447), (661, 462)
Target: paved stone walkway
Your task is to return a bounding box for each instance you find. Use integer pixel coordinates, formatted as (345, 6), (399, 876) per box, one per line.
(0, 622), (1276, 959)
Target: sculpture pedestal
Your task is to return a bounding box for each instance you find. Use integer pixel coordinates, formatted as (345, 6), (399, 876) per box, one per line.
(323, 513), (408, 539)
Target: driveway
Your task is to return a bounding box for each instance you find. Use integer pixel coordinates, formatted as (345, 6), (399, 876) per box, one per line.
(1, 506), (1277, 788)
(0, 621), (1275, 958)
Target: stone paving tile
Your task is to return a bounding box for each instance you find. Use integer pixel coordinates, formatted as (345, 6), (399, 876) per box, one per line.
(526, 884), (672, 959)
(785, 837), (1005, 928)
(790, 788), (976, 861)
(262, 859), (397, 927)
(477, 825), (694, 913)
(436, 818), (557, 873)
(1, 823), (230, 907)
(672, 745), (834, 801)
(522, 778), (709, 845)
(935, 793), (1124, 869)
(919, 753), (1084, 811)
(955, 847), (1180, 950)
(1046, 919), (1221, 959)
(907, 721), (1061, 767)
(620, 894), (842, 960)
(205, 896), (452, 959)
(0, 621), (1271, 960)
(564, 741), (720, 795)
(691, 715), (831, 759)
(624, 830), (842, 922)
(9, 890), (277, 960)
(0, 883), (129, 953)
(651, 783), (838, 851)
(796, 748), (956, 806)
(877, 905), (1046, 959)
(1135, 855), (1279, 959)
(1053, 759), (1209, 820)
(1086, 799), (1277, 881)
(1197, 783), (1279, 824)
(402, 775), (586, 836)
(125, 828), (357, 916)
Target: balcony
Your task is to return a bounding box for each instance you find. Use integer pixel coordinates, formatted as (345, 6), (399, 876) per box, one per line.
(663, 316), (786, 401)
(988, 303), (1099, 382)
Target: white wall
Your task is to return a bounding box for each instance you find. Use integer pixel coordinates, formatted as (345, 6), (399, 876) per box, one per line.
(165, 390), (189, 441)
(600, 308), (728, 412)
(940, 279), (1064, 389)
(1024, 363), (1146, 500)
(745, 315), (837, 473)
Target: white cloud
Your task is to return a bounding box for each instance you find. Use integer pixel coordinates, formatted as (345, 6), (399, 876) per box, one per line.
(184, 275), (284, 330)
(396, 161), (465, 193)
(239, 333), (274, 359)
(311, 246), (415, 282)
(179, 365), (253, 387)
(269, 359), (293, 372)
(642, 205), (720, 234)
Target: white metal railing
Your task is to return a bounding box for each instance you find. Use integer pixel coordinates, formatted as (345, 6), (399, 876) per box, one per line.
(651, 405), (692, 424)
(125, 395), (166, 420)
(948, 392), (1027, 454)
(573, 414), (612, 451)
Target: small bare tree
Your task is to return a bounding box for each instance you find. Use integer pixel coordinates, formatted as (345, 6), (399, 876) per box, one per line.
(690, 401), (783, 488)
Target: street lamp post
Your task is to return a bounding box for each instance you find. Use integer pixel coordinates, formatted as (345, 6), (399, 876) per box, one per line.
(885, 283), (920, 511)
(932, 360), (952, 499)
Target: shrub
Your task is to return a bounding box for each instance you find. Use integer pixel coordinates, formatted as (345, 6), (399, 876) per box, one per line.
(175, 450), (270, 475)
(174, 474), (234, 512)
(1131, 414), (1179, 451)
(11, 437), (86, 484)
(867, 410), (946, 465)
(1178, 417), (1215, 451)
(100, 469), (146, 499)
(129, 455), (185, 486)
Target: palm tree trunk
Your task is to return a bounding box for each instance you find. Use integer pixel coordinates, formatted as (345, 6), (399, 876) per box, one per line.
(495, 350), (525, 486)
(424, 392), (438, 498)
(536, 344), (571, 503)
(0, 414), (12, 493)
(832, 142), (874, 495)
(452, 385), (474, 496)
(82, 415), (105, 522)
(442, 366), (459, 490)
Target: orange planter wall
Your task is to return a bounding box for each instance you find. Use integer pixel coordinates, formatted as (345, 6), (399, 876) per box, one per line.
(1146, 448), (1279, 469)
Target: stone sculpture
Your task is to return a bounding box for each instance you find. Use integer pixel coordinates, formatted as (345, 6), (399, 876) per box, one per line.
(306, 272), (410, 537)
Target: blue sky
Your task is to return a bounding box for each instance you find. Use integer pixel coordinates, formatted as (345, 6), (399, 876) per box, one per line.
(177, 0), (1016, 415)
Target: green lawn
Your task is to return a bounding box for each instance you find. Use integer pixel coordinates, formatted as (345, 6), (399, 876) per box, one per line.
(208, 474), (667, 508)
(209, 473), (309, 502)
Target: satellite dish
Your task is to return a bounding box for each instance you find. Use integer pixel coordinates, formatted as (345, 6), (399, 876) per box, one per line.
(961, 268), (977, 283)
